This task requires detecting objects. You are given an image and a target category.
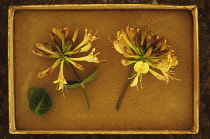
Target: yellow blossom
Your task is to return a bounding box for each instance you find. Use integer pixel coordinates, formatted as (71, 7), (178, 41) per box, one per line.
(33, 25), (100, 95)
(112, 26), (179, 89)
(130, 61), (149, 89)
(53, 60), (67, 95)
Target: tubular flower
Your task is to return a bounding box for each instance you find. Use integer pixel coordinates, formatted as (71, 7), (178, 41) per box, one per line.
(33, 25), (100, 94)
(112, 26), (179, 89)
(53, 60), (67, 97)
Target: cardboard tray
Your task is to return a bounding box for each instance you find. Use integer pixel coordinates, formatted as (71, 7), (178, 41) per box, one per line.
(8, 4), (199, 134)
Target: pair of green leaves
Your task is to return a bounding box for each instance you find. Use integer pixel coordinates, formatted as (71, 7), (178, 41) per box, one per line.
(28, 70), (98, 116)
(66, 70), (98, 89)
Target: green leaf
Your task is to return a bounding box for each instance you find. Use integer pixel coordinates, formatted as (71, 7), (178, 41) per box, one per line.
(83, 70), (99, 84)
(28, 88), (52, 116)
(66, 80), (81, 88)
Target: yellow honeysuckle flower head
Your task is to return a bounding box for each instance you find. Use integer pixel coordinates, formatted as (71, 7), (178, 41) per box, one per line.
(32, 25), (101, 95)
(112, 26), (179, 89)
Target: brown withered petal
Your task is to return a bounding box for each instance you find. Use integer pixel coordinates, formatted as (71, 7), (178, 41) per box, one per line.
(50, 32), (59, 45)
(143, 47), (153, 57)
(153, 37), (166, 51)
(32, 49), (58, 58)
(140, 26), (147, 46)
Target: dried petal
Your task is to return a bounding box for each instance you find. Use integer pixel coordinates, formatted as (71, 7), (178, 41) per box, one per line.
(63, 27), (69, 39)
(32, 49), (59, 58)
(73, 29), (98, 51)
(80, 41), (92, 53)
(72, 28), (79, 43)
(121, 59), (137, 66)
(130, 73), (140, 87)
(141, 26), (147, 46)
(143, 47), (153, 57)
(153, 37), (166, 51)
(52, 28), (64, 40)
(149, 69), (168, 83)
(65, 57), (85, 70)
(35, 43), (58, 56)
(37, 59), (61, 78)
(69, 48), (100, 63)
(113, 39), (123, 54)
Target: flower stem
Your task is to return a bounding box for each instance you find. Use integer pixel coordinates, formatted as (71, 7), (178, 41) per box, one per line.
(81, 84), (91, 109)
(116, 71), (134, 111)
(62, 39), (65, 52)
(66, 62), (91, 109)
(55, 45), (62, 53)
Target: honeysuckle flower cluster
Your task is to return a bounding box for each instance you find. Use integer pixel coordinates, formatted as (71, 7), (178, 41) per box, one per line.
(113, 26), (180, 110)
(32, 26), (100, 95)
(112, 26), (179, 90)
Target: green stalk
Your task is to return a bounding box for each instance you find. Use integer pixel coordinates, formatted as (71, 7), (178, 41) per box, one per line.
(66, 62), (91, 109)
(81, 84), (91, 109)
(116, 71), (134, 111)
(55, 45), (62, 53)
(62, 39), (65, 52)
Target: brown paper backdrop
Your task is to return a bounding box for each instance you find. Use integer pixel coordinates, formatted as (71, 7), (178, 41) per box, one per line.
(14, 9), (193, 130)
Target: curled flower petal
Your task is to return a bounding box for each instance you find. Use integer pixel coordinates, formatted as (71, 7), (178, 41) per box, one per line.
(37, 59), (61, 78)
